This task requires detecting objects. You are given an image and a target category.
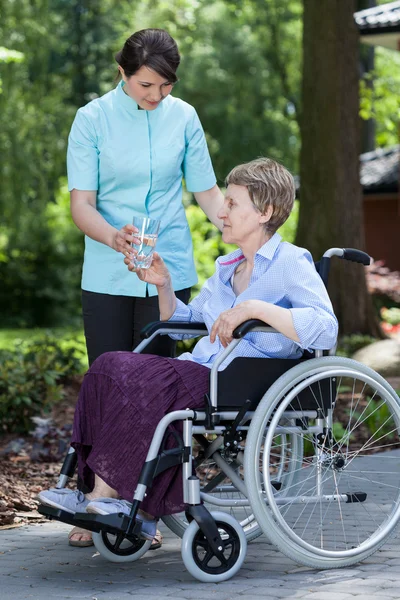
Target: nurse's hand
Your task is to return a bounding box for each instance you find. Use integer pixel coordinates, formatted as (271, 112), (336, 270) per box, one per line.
(124, 252), (171, 288)
(112, 224), (140, 258)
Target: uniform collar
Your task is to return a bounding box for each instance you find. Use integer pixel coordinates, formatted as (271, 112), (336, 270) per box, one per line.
(116, 81), (169, 114)
(218, 232), (282, 284)
(116, 80), (140, 112)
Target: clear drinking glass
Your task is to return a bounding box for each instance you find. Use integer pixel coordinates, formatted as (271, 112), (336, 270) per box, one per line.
(131, 215), (161, 269)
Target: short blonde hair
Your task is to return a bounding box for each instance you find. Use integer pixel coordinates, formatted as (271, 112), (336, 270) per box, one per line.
(225, 157), (295, 234)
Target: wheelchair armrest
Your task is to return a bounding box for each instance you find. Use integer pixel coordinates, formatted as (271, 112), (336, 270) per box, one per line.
(233, 319), (277, 339)
(140, 321), (208, 339)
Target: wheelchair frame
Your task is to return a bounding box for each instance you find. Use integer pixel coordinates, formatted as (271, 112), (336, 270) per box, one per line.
(39, 247), (400, 582)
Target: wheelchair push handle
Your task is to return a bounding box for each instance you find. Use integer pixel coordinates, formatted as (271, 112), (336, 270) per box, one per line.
(341, 248), (371, 266)
(321, 247), (371, 265)
(317, 247), (371, 288)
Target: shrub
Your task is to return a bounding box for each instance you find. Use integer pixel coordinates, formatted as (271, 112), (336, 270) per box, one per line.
(0, 336), (84, 434)
(337, 334), (377, 358)
(381, 307), (400, 326)
(366, 261), (400, 310)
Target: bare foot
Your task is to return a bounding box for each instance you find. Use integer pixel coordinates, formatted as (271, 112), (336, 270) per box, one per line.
(68, 526), (93, 547)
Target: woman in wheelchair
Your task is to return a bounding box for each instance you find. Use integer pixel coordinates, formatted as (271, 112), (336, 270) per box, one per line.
(38, 157), (338, 548)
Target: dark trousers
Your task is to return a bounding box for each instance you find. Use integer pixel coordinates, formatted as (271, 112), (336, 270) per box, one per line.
(82, 288), (191, 366)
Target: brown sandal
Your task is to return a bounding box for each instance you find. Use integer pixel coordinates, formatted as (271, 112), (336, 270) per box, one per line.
(68, 526), (94, 547)
(149, 529), (163, 550)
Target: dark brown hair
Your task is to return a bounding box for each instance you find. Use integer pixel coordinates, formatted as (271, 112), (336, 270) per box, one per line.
(115, 29), (180, 83)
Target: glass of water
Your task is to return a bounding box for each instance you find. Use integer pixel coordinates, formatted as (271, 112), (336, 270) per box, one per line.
(131, 215), (161, 269)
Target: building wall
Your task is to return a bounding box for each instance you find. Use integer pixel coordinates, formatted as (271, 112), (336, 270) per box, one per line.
(364, 194), (400, 271)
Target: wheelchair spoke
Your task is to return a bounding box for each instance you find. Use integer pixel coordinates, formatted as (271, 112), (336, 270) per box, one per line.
(251, 361), (400, 562)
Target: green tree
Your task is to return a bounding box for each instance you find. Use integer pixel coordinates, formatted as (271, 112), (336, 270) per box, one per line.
(0, 0), (135, 326)
(131, 0), (302, 180)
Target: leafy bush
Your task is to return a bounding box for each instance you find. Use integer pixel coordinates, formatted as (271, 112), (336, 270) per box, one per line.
(366, 261), (400, 310)
(0, 336), (85, 434)
(337, 334), (377, 358)
(381, 307), (400, 326)
(0, 180), (84, 328)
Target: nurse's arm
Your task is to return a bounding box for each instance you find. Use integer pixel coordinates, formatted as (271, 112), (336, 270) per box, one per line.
(193, 185), (224, 231)
(70, 189), (135, 254)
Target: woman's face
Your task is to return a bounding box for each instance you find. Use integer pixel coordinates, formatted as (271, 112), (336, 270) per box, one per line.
(218, 184), (270, 246)
(120, 65), (174, 110)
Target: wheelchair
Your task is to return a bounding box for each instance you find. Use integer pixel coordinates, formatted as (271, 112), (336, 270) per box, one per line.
(39, 247), (400, 582)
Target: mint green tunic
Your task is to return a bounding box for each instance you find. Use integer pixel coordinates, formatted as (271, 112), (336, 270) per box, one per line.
(67, 81), (216, 297)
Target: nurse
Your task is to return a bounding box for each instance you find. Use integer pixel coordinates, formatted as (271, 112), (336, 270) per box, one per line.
(67, 28), (223, 547)
(68, 28), (223, 367)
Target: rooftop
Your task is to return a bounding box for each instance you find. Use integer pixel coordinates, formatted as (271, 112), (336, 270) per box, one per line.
(354, 1), (400, 49)
(360, 145), (400, 193)
(355, 1), (400, 32)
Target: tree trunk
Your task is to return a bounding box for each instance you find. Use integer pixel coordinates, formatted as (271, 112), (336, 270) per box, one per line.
(296, 0), (381, 337)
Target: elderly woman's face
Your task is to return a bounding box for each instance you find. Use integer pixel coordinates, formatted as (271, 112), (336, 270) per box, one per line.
(218, 184), (268, 246)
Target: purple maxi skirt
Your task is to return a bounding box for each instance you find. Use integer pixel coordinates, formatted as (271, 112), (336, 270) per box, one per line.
(71, 351), (210, 517)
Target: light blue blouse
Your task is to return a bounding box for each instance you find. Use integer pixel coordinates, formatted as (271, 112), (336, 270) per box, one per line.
(67, 81), (217, 297)
(170, 233), (339, 370)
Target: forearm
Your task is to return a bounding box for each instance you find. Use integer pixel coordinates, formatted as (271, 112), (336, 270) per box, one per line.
(194, 185), (224, 231)
(158, 278), (177, 321)
(247, 300), (300, 342)
(71, 201), (118, 249)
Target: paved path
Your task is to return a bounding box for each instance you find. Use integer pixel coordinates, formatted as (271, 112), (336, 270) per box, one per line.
(1, 520), (400, 600)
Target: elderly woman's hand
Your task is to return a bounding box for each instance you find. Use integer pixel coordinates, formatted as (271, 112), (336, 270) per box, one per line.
(210, 301), (254, 347)
(124, 252), (171, 288)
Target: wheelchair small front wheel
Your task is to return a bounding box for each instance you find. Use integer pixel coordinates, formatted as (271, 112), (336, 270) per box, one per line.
(92, 531), (151, 562)
(181, 511), (247, 582)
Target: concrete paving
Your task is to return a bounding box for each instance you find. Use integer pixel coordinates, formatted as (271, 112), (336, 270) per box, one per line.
(1, 519), (400, 600)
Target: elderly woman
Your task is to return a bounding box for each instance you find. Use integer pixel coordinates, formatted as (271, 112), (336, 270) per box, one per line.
(38, 157), (338, 540)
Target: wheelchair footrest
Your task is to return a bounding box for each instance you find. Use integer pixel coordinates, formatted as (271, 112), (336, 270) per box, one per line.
(37, 505), (99, 531)
(271, 481), (282, 491)
(75, 512), (143, 538)
(38, 505), (143, 537)
(346, 492), (367, 503)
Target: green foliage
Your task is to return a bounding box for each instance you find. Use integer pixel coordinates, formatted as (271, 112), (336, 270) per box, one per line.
(361, 397), (396, 442)
(0, 46), (24, 94)
(0, 327), (87, 364)
(0, 336), (85, 434)
(380, 307), (400, 326)
(133, 0), (302, 179)
(0, 180), (84, 327)
(359, 47), (400, 148)
(337, 334), (377, 358)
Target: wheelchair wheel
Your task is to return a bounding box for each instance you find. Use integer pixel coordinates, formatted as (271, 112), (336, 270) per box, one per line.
(92, 531), (151, 562)
(163, 432), (303, 542)
(245, 356), (400, 569)
(181, 511), (247, 582)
